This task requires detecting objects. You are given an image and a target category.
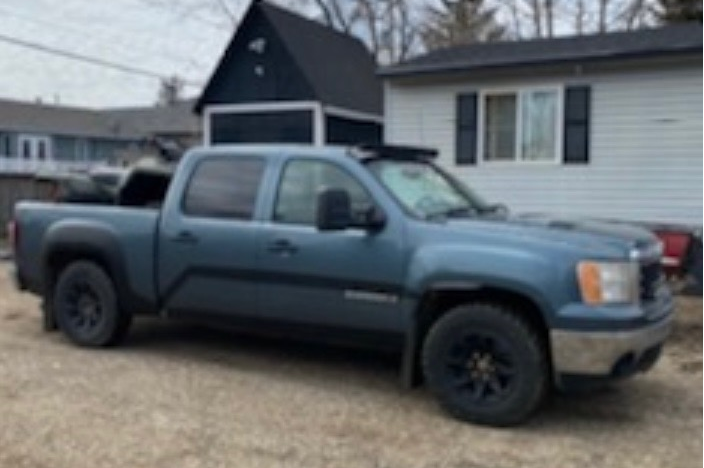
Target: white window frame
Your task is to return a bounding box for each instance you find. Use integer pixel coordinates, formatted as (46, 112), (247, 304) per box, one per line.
(477, 86), (563, 165)
(204, 101), (325, 146)
(203, 101), (384, 148)
(18, 134), (53, 162)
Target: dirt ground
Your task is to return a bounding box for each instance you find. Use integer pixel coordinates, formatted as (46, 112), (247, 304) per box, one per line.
(0, 264), (701, 468)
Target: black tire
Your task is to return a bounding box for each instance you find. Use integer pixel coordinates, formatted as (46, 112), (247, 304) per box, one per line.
(422, 303), (548, 426)
(53, 261), (131, 347)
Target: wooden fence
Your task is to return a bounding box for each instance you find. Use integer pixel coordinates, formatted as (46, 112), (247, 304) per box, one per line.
(0, 175), (55, 231)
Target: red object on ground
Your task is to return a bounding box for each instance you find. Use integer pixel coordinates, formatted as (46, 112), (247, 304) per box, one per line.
(653, 230), (692, 276)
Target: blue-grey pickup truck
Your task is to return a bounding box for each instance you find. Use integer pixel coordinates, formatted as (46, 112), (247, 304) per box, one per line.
(11, 144), (673, 426)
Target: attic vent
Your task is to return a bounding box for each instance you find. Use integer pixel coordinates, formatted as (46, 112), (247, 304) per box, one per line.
(248, 38), (267, 54)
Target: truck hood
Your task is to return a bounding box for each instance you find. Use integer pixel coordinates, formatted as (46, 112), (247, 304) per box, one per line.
(437, 212), (658, 259)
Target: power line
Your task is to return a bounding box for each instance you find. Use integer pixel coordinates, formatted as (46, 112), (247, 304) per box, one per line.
(0, 4), (213, 72)
(0, 32), (203, 87)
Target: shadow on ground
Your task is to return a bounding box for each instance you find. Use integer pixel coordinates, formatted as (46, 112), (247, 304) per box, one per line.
(94, 315), (697, 433)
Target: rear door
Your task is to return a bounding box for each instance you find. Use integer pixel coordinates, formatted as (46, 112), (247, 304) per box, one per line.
(158, 154), (266, 318)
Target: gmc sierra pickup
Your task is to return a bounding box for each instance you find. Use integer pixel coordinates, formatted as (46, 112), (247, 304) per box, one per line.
(11, 144), (673, 426)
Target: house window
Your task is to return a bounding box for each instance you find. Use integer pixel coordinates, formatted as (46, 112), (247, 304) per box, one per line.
(481, 88), (560, 163)
(483, 93), (517, 162)
(21, 139), (32, 160)
(0, 133), (11, 157)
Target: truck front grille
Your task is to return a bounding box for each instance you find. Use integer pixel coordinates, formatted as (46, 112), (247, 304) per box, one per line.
(640, 261), (663, 301)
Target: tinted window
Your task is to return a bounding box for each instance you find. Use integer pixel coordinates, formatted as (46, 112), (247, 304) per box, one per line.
(183, 157), (265, 219)
(274, 159), (373, 225)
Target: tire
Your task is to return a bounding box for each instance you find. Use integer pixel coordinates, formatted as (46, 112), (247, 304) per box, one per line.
(422, 303), (548, 426)
(53, 261), (131, 347)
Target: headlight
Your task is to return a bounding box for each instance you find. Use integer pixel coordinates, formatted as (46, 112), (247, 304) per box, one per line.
(577, 261), (639, 305)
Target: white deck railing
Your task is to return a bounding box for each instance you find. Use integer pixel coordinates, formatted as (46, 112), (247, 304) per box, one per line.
(0, 156), (97, 175)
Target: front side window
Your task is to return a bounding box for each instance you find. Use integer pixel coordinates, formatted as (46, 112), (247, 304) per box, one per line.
(482, 88), (559, 163)
(183, 157), (265, 219)
(274, 159), (373, 225)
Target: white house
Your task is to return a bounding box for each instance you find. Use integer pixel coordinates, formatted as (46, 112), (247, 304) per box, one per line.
(0, 98), (199, 174)
(380, 24), (702, 226)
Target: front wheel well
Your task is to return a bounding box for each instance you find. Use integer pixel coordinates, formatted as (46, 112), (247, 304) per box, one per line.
(404, 286), (552, 387)
(417, 287), (550, 345)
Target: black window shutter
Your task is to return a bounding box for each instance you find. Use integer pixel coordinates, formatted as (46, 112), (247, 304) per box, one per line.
(456, 93), (478, 165)
(563, 86), (591, 164)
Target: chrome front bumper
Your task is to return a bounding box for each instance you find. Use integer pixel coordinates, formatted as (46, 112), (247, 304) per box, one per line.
(550, 315), (673, 376)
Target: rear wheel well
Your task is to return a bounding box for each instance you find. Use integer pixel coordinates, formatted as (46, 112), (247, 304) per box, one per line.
(45, 250), (112, 294)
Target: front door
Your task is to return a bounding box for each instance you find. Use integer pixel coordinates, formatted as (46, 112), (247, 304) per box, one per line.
(158, 154), (267, 318)
(18, 135), (52, 170)
(256, 158), (407, 333)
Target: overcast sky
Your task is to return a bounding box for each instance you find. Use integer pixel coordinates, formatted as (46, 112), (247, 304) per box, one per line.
(0, 0), (243, 108)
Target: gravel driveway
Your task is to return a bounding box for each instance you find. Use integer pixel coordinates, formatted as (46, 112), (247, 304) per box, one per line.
(0, 264), (701, 468)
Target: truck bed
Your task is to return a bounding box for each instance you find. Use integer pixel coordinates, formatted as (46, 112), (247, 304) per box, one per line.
(14, 201), (160, 309)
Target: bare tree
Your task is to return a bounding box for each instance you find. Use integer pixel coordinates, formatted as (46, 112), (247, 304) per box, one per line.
(495, 0), (559, 38)
(496, 0), (656, 37)
(544, 0), (555, 36)
(573, 0), (587, 34)
(299, 0), (420, 63)
(157, 75), (185, 106)
(597, 0), (610, 32)
(529, 0), (544, 36)
(163, 0), (421, 63)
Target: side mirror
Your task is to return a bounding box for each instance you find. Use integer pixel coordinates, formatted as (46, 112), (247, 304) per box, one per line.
(362, 206), (387, 232)
(316, 188), (352, 231)
(316, 188), (387, 232)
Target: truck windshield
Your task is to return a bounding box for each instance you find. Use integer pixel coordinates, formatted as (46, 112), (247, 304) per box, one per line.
(365, 159), (491, 219)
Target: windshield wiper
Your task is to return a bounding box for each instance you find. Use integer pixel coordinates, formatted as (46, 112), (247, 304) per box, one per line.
(477, 203), (509, 217)
(426, 205), (476, 220)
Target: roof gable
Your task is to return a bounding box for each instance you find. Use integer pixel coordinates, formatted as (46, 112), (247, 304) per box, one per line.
(381, 23), (703, 78)
(196, 1), (381, 115)
(195, 3), (316, 113)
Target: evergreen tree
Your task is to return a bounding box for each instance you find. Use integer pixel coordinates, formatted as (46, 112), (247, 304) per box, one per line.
(421, 0), (505, 51)
(654, 0), (703, 23)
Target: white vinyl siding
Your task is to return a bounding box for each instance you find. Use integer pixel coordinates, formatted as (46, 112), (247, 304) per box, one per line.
(384, 63), (703, 225)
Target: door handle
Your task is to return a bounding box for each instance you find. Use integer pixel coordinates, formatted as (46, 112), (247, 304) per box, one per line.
(267, 239), (298, 255)
(170, 230), (199, 245)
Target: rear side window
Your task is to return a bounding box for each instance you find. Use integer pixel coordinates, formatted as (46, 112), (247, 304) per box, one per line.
(183, 157), (265, 219)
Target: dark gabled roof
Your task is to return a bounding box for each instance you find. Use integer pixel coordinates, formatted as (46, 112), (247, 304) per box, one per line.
(380, 23), (703, 78)
(195, 0), (382, 114)
(0, 98), (198, 140)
